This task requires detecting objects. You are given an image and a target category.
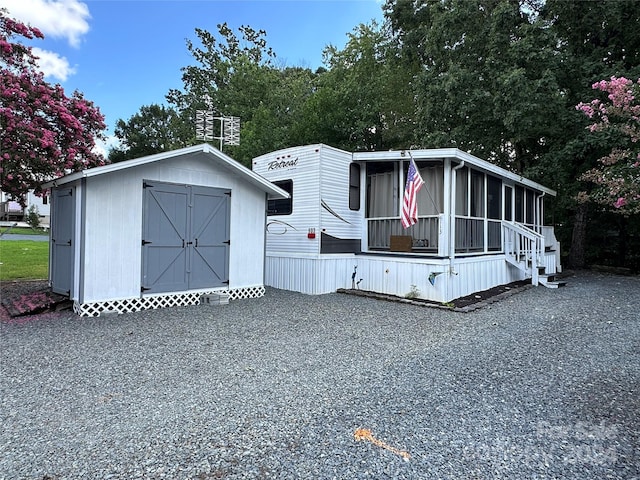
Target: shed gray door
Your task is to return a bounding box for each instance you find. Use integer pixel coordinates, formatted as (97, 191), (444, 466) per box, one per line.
(51, 187), (74, 296)
(190, 186), (230, 289)
(141, 181), (230, 294)
(141, 182), (189, 293)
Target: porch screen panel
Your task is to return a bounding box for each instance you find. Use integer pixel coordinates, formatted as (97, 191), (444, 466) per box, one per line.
(455, 218), (484, 252)
(488, 220), (501, 251)
(416, 165), (444, 215)
(455, 167), (468, 216)
(471, 170), (485, 218)
(487, 175), (501, 219)
(526, 189), (535, 226)
(515, 186), (524, 222)
(504, 186), (513, 221)
(367, 171), (395, 217)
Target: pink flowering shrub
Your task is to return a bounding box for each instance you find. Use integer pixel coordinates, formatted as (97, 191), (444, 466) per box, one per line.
(0, 11), (106, 204)
(576, 76), (640, 215)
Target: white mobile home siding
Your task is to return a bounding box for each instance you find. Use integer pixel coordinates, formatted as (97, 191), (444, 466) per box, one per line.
(253, 144), (359, 256)
(253, 145), (319, 255)
(318, 146), (361, 250)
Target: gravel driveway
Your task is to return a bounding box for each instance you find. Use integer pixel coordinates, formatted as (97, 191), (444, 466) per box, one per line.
(1, 271), (638, 479)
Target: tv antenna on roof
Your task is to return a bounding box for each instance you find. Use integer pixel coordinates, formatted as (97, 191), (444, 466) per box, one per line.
(195, 101), (240, 151)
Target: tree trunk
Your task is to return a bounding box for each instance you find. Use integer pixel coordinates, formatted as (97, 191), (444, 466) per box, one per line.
(568, 203), (588, 269)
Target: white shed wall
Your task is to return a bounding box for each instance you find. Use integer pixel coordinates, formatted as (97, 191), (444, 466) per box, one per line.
(79, 154), (267, 303)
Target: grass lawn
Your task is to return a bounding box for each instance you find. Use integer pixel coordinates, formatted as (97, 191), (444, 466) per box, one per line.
(0, 226), (49, 236)
(0, 240), (49, 281)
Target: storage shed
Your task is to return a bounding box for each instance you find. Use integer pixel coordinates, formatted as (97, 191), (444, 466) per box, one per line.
(43, 144), (288, 317)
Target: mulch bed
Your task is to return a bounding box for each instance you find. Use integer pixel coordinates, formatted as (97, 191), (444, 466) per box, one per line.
(338, 279), (532, 312)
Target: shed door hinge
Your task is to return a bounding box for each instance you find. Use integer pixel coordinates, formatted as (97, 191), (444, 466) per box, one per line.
(142, 239), (152, 246)
(141, 286), (151, 293)
(223, 240), (230, 245)
(225, 191), (231, 197)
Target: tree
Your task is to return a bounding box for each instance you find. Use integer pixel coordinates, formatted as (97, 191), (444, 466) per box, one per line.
(0, 11), (105, 203)
(539, 0), (640, 269)
(108, 104), (191, 162)
(384, 0), (566, 172)
(297, 21), (415, 151)
(577, 76), (640, 215)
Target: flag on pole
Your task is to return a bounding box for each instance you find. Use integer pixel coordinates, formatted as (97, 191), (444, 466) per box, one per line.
(401, 157), (425, 229)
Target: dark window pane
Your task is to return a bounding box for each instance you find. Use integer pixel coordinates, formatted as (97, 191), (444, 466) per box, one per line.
(268, 180), (293, 215)
(349, 163), (360, 211)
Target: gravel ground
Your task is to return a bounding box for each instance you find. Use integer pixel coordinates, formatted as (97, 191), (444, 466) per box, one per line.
(1, 271), (638, 479)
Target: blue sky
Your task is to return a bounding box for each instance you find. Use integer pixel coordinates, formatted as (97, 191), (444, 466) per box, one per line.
(3, 0), (384, 152)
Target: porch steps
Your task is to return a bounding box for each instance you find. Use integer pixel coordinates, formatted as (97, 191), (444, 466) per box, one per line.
(538, 274), (567, 289)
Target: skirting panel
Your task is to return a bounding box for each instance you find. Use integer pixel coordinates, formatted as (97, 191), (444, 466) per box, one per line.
(73, 286), (265, 317)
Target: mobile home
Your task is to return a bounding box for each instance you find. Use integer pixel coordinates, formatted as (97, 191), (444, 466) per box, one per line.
(252, 144), (562, 303)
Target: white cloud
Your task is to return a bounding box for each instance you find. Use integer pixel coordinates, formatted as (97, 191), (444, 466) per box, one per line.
(3, 0), (90, 48)
(32, 47), (76, 81)
(93, 135), (121, 159)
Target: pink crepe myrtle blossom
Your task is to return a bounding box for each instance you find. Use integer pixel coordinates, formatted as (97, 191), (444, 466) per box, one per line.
(614, 197), (627, 209)
(577, 76), (640, 215)
(1, 10), (105, 204)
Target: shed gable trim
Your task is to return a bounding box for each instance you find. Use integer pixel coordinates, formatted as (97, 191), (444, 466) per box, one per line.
(43, 144), (289, 199)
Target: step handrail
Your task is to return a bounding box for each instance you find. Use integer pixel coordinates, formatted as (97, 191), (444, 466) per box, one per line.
(502, 221), (545, 285)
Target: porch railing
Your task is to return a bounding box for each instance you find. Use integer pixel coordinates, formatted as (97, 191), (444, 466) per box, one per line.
(367, 216), (441, 253)
(502, 221), (545, 285)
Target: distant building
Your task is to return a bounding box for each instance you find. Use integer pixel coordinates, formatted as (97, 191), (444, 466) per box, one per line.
(0, 190), (50, 225)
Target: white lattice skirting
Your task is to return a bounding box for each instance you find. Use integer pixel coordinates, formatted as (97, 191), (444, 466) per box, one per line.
(73, 286), (265, 317)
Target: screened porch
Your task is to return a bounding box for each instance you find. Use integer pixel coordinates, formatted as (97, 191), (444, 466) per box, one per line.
(363, 158), (548, 257)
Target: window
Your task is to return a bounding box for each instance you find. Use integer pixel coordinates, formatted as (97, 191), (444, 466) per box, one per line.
(366, 162), (396, 218)
(268, 180), (293, 215)
(349, 163), (360, 210)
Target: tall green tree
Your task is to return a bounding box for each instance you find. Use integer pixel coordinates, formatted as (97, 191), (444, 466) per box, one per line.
(108, 104), (191, 162)
(385, 0), (565, 172)
(297, 22), (415, 151)
(384, 0), (640, 269)
(166, 23), (301, 166)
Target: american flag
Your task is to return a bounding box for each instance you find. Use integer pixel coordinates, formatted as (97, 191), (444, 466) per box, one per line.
(401, 157), (425, 229)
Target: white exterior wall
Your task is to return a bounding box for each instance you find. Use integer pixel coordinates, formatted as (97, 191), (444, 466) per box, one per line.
(25, 191), (51, 220)
(319, 146), (362, 246)
(253, 144), (358, 256)
(265, 252), (548, 302)
(253, 145), (322, 255)
(265, 253), (358, 294)
(78, 154), (267, 303)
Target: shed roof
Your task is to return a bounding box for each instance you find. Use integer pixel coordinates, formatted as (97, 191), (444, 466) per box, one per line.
(353, 148), (556, 196)
(43, 144), (289, 199)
